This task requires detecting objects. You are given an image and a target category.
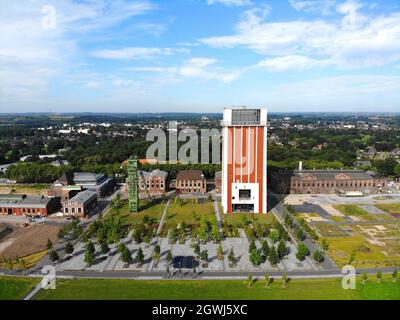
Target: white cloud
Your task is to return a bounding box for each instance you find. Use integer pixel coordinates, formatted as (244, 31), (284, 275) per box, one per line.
(206, 0), (252, 7)
(257, 55), (330, 71)
(289, 0), (337, 15)
(201, 2), (400, 69)
(91, 47), (189, 60)
(186, 57), (218, 67)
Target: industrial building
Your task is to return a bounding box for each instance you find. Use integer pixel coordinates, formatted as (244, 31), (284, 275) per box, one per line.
(138, 169), (168, 194)
(271, 164), (387, 195)
(51, 172), (115, 198)
(0, 194), (59, 216)
(62, 190), (98, 218)
(221, 108), (268, 214)
(176, 170), (207, 194)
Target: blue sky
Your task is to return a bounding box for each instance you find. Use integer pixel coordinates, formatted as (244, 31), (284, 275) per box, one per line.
(0, 0), (400, 113)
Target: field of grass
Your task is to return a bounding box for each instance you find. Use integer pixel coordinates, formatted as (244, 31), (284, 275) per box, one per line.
(375, 203), (400, 217)
(324, 234), (400, 268)
(222, 212), (275, 227)
(313, 223), (348, 237)
(34, 276), (400, 300)
(334, 205), (369, 217)
(333, 205), (392, 222)
(0, 184), (50, 195)
(0, 276), (39, 300)
(166, 202), (215, 225)
(108, 200), (166, 226)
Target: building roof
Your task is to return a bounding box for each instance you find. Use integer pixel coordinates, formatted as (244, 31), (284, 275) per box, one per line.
(139, 169), (168, 180)
(73, 172), (105, 182)
(176, 170), (205, 181)
(283, 169), (384, 180)
(68, 190), (97, 204)
(0, 194), (52, 208)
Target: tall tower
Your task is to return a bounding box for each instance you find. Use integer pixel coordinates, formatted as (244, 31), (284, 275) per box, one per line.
(222, 108), (267, 214)
(127, 156), (138, 213)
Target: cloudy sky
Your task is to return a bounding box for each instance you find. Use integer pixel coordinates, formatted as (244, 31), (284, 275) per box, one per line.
(0, 0), (399, 113)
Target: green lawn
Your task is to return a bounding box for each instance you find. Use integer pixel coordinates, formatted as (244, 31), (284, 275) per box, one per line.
(375, 203), (400, 217)
(0, 276), (39, 300)
(166, 202), (215, 225)
(34, 276), (400, 300)
(334, 205), (368, 217)
(222, 212), (275, 227)
(108, 200), (166, 226)
(333, 205), (390, 222)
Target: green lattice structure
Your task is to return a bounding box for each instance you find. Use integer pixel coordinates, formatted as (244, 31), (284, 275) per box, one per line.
(127, 156), (138, 213)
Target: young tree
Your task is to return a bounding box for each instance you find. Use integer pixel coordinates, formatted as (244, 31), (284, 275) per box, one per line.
(65, 242), (74, 255)
(321, 239), (329, 251)
(264, 273), (271, 288)
(200, 250), (209, 266)
(248, 239), (256, 253)
(46, 238), (53, 250)
(362, 272), (368, 285)
(250, 249), (263, 266)
(86, 241), (95, 255)
(135, 247), (144, 266)
(261, 240), (270, 258)
(268, 247), (279, 266)
(281, 272), (288, 288)
(18, 259), (28, 275)
(121, 247), (132, 265)
(193, 242), (201, 257)
(100, 241), (110, 255)
(376, 271), (382, 283)
(228, 248), (236, 267)
(247, 274), (253, 288)
(313, 250), (325, 264)
(166, 250), (173, 266)
(392, 270), (398, 283)
(269, 230), (280, 243)
(295, 228), (305, 241)
(296, 243), (310, 261)
(277, 240), (287, 259)
(152, 246), (161, 266)
(49, 250), (59, 264)
(217, 244), (224, 261)
(211, 224), (222, 243)
(84, 249), (95, 267)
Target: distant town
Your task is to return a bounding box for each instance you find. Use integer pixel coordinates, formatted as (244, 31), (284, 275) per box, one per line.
(1, 111), (399, 300)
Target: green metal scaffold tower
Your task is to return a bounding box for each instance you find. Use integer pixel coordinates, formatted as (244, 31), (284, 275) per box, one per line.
(128, 156), (138, 213)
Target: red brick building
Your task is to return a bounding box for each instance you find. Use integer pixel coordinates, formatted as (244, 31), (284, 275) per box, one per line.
(176, 170), (206, 194)
(62, 190), (98, 218)
(0, 194), (58, 216)
(138, 169), (168, 194)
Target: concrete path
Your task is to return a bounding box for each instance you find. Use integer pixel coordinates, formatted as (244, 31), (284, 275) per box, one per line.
(213, 200), (224, 239)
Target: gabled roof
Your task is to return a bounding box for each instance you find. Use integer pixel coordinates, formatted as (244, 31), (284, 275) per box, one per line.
(176, 170), (205, 181)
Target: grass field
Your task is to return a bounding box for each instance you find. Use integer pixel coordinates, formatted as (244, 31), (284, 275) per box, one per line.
(375, 203), (400, 218)
(34, 276), (400, 300)
(0, 276), (39, 300)
(166, 202), (215, 224)
(323, 233), (400, 268)
(334, 205), (393, 222)
(222, 212), (275, 226)
(108, 200), (166, 226)
(0, 184), (50, 195)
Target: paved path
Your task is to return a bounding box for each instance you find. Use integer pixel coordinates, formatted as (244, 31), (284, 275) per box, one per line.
(23, 281), (43, 300)
(213, 200), (224, 239)
(272, 201), (339, 272)
(156, 199), (170, 237)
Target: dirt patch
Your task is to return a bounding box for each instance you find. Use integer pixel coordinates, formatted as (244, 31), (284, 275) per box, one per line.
(0, 224), (61, 260)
